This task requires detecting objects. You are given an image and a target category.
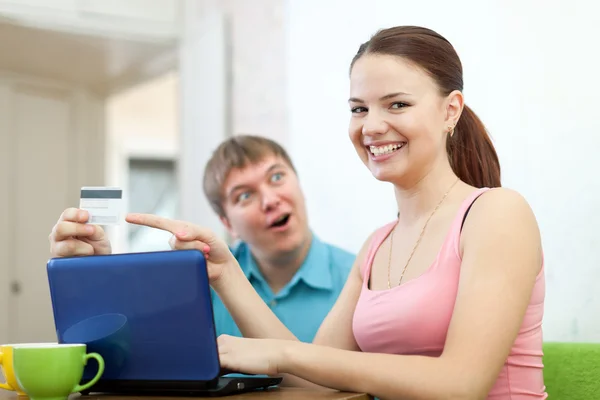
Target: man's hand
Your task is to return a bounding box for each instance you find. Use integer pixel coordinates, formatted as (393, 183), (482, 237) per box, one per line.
(49, 208), (111, 257)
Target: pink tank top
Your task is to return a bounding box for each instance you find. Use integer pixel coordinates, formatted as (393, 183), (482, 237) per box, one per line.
(352, 188), (547, 399)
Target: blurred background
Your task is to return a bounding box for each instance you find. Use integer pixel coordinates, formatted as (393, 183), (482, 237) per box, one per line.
(0, 0), (597, 349)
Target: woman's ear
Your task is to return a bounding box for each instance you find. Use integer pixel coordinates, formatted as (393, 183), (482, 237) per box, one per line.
(445, 90), (465, 127)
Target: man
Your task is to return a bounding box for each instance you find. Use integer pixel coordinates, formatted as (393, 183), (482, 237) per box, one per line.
(49, 135), (355, 343)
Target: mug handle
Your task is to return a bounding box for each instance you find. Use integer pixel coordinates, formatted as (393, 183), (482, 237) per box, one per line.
(73, 352), (105, 393)
(0, 352), (15, 391)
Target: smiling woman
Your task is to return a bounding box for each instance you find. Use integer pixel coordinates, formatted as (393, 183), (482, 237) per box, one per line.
(199, 26), (545, 400)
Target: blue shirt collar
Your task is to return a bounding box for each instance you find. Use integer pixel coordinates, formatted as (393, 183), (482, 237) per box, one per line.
(236, 233), (333, 292)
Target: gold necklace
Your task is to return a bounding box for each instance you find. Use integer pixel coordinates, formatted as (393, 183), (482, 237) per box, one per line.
(387, 178), (460, 289)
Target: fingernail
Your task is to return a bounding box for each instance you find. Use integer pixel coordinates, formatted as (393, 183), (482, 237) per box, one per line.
(176, 231), (187, 237)
(203, 245), (210, 253)
(85, 225), (94, 234)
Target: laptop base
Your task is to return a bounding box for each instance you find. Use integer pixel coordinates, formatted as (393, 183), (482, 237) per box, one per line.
(80, 376), (283, 397)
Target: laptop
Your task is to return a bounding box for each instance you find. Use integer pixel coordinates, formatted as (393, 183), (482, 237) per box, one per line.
(46, 249), (282, 396)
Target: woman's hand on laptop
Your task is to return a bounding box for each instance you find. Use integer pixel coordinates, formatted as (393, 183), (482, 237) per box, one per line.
(49, 208), (112, 257)
(218, 334), (284, 376)
(125, 213), (237, 284)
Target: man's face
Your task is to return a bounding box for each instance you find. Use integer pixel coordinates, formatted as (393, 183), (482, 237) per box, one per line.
(220, 155), (310, 258)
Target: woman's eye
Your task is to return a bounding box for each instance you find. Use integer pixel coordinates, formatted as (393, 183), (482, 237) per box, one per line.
(351, 106), (368, 114)
(390, 102), (409, 109)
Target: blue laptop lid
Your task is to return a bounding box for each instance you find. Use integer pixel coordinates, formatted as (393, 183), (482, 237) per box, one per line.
(47, 249), (221, 383)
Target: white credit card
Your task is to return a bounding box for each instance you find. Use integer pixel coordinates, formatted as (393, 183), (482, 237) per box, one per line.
(79, 186), (123, 225)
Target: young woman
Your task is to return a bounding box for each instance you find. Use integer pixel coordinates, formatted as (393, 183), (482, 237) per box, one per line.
(127, 26), (546, 399)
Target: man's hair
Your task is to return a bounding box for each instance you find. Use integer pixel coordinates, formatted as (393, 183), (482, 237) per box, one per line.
(202, 135), (297, 217)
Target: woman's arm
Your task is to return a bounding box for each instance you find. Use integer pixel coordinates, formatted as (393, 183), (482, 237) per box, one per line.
(311, 232), (375, 350)
(215, 261), (367, 389)
(268, 189), (543, 399)
(214, 233), (373, 389)
(213, 231), (374, 349)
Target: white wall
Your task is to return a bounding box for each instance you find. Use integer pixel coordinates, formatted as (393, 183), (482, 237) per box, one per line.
(193, 0), (288, 144)
(285, 0), (600, 342)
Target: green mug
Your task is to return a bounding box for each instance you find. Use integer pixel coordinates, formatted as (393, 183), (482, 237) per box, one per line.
(0, 343), (57, 396)
(12, 343), (104, 400)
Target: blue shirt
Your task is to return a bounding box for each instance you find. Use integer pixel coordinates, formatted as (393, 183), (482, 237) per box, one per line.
(211, 234), (355, 343)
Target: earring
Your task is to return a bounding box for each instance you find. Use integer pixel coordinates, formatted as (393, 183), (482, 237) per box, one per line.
(447, 126), (455, 137)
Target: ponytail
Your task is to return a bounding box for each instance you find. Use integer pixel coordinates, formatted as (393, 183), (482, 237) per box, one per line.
(446, 104), (501, 188)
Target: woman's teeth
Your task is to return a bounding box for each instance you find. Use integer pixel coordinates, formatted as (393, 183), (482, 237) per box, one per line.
(369, 143), (404, 156)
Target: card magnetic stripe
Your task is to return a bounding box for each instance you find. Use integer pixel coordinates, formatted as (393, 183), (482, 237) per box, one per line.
(80, 189), (122, 199)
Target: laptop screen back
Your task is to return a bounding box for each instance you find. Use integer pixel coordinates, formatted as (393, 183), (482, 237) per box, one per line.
(47, 249), (220, 382)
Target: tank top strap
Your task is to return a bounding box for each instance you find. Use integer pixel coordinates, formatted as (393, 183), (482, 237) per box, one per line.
(447, 187), (493, 259)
